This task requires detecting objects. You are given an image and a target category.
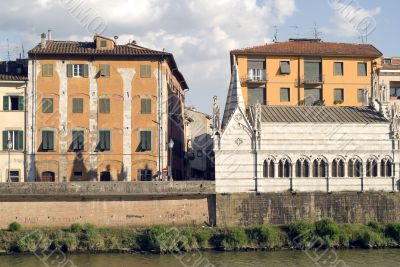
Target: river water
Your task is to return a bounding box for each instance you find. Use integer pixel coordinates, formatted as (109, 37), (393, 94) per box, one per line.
(0, 249), (398, 267)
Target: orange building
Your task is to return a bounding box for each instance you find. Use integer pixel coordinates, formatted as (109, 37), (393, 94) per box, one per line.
(26, 34), (187, 182)
(231, 39), (382, 107)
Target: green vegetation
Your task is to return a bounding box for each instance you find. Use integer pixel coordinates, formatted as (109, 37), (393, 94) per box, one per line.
(0, 220), (399, 254)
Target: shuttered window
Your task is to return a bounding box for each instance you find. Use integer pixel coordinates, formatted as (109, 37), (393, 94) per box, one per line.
(248, 87), (265, 105)
(42, 64), (53, 77)
(72, 98), (83, 113)
(304, 61), (322, 82)
(42, 98), (53, 113)
(100, 40), (107, 47)
(3, 96), (23, 111)
(357, 62), (367, 76)
(98, 130), (111, 151)
(247, 59), (265, 69)
(71, 130), (84, 151)
(2, 130), (23, 151)
(99, 64), (110, 77)
(334, 62), (344, 76)
(139, 131), (152, 152)
(141, 98), (151, 114)
(280, 88), (290, 102)
(358, 89), (366, 103)
(99, 98), (110, 113)
(140, 65), (151, 78)
(280, 61), (290, 74)
(42, 130), (54, 151)
(67, 64), (88, 77)
(334, 88), (344, 102)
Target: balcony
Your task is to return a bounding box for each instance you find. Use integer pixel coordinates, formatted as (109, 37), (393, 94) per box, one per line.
(297, 74), (325, 84)
(241, 69), (268, 84)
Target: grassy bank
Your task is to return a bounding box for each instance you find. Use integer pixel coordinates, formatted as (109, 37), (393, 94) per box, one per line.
(1, 219), (400, 254)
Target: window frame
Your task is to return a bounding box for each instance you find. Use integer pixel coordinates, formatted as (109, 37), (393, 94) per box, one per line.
(72, 98), (84, 113)
(3, 95), (24, 111)
(41, 129), (55, 152)
(8, 169), (20, 182)
(138, 169), (153, 181)
(42, 98), (54, 113)
(357, 62), (368, 76)
(99, 98), (110, 114)
(139, 130), (152, 152)
(334, 62), (344, 76)
(279, 61), (291, 75)
(140, 65), (152, 78)
(98, 129), (112, 152)
(73, 64), (84, 77)
(280, 88), (290, 102)
(3, 130), (23, 151)
(71, 129), (85, 152)
(140, 98), (152, 114)
(334, 88), (344, 103)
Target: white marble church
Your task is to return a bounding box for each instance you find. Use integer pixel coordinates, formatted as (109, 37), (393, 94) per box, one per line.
(213, 59), (400, 193)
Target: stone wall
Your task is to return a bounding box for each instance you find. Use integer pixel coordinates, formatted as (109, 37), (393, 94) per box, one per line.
(216, 192), (400, 226)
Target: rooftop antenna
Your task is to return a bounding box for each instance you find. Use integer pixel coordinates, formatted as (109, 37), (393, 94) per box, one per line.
(21, 42), (25, 58)
(290, 25), (300, 38)
(6, 39), (10, 61)
(272, 25), (279, 42)
(312, 22), (322, 39)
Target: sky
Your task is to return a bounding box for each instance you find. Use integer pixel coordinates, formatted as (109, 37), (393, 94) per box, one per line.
(0, 0), (398, 114)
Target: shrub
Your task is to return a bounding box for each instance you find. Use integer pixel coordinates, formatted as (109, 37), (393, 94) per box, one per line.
(62, 232), (78, 252)
(220, 228), (248, 250)
(139, 225), (181, 253)
(246, 225), (281, 248)
(286, 221), (314, 249)
(351, 228), (385, 248)
(367, 221), (383, 233)
(81, 225), (105, 251)
(194, 229), (212, 248)
(8, 222), (22, 232)
(314, 218), (339, 246)
(16, 230), (50, 252)
(70, 223), (83, 233)
(385, 223), (400, 242)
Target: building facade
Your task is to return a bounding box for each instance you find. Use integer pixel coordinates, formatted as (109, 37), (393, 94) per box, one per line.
(230, 38), (382, 109)
(215, 40), (400, 193)
(26, 34), (187, 182)
(0, 60), (28, 182)
(377, 57), (400, 105)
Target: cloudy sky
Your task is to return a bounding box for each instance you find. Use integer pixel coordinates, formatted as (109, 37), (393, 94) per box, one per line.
(0, 0), (397, 113)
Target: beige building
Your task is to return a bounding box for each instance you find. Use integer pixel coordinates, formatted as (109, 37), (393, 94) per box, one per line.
(377, 57), (400, 105)
(0, 60), (27, 182)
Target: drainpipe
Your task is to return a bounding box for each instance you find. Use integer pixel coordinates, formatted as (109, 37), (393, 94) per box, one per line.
(254, 130), (258, 193)
(23, 80), (27, 182)
(297, 57), (301, 104)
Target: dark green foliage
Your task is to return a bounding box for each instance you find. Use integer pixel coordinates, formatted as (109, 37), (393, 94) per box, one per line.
(194, 228), (212, 248)
(70, 223), (83, 233)
(351, 227), (386, 248)
(220, 228), (248, 250)
(286, 221), (315, 248)
(314, 218), (340, 246)
(246, 225), (281, 248)
(385, 223), (400, 242)
(8, 222), (22, 232)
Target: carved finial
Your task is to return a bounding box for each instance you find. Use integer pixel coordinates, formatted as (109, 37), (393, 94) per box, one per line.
(213, 96), (220, 133)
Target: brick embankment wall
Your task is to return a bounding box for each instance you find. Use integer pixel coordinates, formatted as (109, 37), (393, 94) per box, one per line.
(216, 192), (400, 226)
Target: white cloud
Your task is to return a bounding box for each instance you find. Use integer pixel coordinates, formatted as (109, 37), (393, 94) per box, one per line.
(0, 0), (297, 112)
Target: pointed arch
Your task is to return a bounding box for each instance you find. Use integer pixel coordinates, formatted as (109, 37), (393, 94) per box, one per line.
(295, 156), (310, 178)
(332, 156), (345, 178)
(263, 156), (275, 178)
(312, 157), (328, 178)
(366, 157), (378, 177)
(380, 157), (393, 177)
(278, 157), (291, 178)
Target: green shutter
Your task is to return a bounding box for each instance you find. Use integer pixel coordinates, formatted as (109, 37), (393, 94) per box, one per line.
(18, 96), (24, 111)
(2, 131), (8, 151)
(141, 99), (146, 113)
(3, 96), (9, 111)
(73, 99), (83, 113)
(334, 62), (343, 76)
(79, 99), (83, 113)
(358, 63), (367, 76)
(100, 99), (110, 113)
(105, 131), (110, 151)
(100, 64), (110, 77)
(83, 64), (89, 78)
(18, 131), (23, 150)
(67, 64), (73, 77)
(49, 131), (54, 150)
(140, 65), (151, 78)
(42, 131), (47, 150)
(42, 64), (53, 77)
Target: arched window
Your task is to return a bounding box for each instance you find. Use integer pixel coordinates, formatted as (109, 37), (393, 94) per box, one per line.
(41, 171), (55, 182)
(263, 159), (275, 178)
(332, 158), (345, 178)
(295, 158), (310, 177)
(348, 158), (362, 177)
(278, 159), (291, 178)
(381, 158), (392, 177)
(366, 159), (378, 177)
(313, 159), (327, 178)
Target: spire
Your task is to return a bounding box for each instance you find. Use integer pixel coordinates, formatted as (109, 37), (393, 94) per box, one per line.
(222, 55), (245, 128)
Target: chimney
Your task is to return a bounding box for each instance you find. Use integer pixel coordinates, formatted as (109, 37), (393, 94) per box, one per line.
(47, 29), (52, 41)
(40, 33), (47, 48)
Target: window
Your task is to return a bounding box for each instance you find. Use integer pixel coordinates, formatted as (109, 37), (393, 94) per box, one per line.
(295, 159), (310, 178)
(73, 171), (83, 177)
(366, 159), (378, 177)
(72, 98), (83, 113)
(334, 62), (344, 76)
(141, 98), (151, 114)
(304, 88), (322, 106)
(139, 130), (152, 152)
(2, 130), (23, 151)
(41, 130), (54, 151)
(41, 171), (55, 182)
(313, 159), (327, 177)
(71, 130), (84, 151)
(42, 64), (53, 77)
(100, 40), (107, 47)
(42, 98), (53, 113)
(248, 87), (265, 105)
(280, 88), (290, 102)
(3, 95), (23, 111)
(98, 130), (111, 152)
(99, 98), (110, 113)
(384, 58), (392, 65)
(278, 159), (291, 178)
(280, 61), (290, 74)
(304, 60), (322, 82)
(357, 89), (366, 103)
(348, 159), (362, 178)
(390, 88), (400, 99)
(357, 62), (367, 76)
(334, 88), (344, 103)
(138, 169), (152, 181)
(8, 170), (20, 182)
(67, 64), (88, 78)
(332, 159), (345, 178)
(263, 159), (275, 178)
(140, 65), (151, 78)
(247, 59), (266, 81)
(381, 158), (392, 177)
(99, 64), (110, 77)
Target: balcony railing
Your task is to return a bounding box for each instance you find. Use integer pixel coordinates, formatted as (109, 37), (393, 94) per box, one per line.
(297, 74), (325, 84)
(241, 69), (268, 83)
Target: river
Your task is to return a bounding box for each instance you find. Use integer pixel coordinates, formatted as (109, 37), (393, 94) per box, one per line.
(0, 249), (398, 267)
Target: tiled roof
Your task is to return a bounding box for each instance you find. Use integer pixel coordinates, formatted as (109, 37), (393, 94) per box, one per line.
(232, 39), (382, 58)
(381, 64), (400, 71)
(257, 106), (388, 124)
(0, 74), (27, 81)
(29, 41), (168, 56)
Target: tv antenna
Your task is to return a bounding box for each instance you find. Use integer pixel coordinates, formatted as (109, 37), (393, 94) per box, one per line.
(6, 39), (10, 61)
(312, 22), (322, 39)
(290, 25), (300, 38)
(272, 25), (279, 42)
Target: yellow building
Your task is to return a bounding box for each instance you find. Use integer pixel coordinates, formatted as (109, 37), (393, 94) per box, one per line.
(231, 39), (382, 107)
(26, 34), (187, 182)
(0, 60), (27, 182)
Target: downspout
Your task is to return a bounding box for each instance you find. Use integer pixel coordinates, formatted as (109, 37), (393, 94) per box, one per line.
(32, 57), (36, 181)
(157, 58), (162, 179)
(254, 130), (258, 193)
(297, 57), (301, 104)
(23, 80), (27, 182)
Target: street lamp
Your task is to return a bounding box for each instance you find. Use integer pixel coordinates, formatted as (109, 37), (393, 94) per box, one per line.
(168, 138), (174, 180)
(7, 139), (12, 183)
